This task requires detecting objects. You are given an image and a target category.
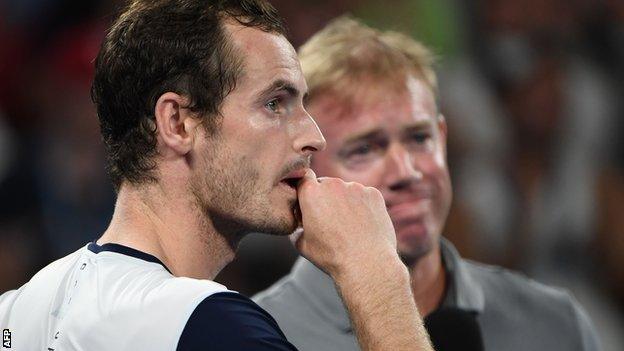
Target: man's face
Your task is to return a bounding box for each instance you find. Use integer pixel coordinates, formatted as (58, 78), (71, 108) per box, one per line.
(190, 24), (325, 238)
(309, 75), (452, 263)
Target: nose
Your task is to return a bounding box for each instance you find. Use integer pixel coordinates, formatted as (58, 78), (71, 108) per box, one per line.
(385, 143), (423, 191)
(293, 112), (327, 156)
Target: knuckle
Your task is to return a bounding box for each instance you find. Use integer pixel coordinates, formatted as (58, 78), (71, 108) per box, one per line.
(366, 187), (385, 202)
(323, 177), (340, 186)
(366, 186), (382, 196)
(348, 181), (365, 190)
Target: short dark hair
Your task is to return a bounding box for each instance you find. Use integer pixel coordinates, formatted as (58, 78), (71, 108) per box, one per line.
(91, 0), (287, 191)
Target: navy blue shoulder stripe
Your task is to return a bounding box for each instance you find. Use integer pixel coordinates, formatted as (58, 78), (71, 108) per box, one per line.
(177, 292), (298, 351)
(87, 241), (172, 273)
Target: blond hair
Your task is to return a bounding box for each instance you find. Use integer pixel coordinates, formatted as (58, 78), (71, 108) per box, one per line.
(299, 16), (437, 103)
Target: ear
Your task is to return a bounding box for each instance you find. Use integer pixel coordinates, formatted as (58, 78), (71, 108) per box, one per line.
(154, 92), (203, 157)
(437, 113), (448, 139)
(437, 113), (448, 155)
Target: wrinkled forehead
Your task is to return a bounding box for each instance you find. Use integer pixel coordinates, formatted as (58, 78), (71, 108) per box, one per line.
(311, 72), (438, 124)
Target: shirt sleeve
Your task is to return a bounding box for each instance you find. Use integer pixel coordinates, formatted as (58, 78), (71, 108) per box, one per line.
(176, 292), (298, 351)
(567, 294), (602, 351)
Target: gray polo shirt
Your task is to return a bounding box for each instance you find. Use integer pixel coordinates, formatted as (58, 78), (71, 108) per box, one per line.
(253, 239), (600, 351)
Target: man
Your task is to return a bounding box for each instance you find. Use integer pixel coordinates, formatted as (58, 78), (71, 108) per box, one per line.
(254, 16), (601, 351)
(0, 2), (433, 350)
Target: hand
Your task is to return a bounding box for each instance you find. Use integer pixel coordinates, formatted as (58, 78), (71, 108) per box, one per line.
(292, 169), (399, 277)
(292, 170), (430, 351)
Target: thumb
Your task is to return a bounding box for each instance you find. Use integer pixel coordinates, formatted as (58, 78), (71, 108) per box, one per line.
(296, 168), (318, 199)
(298, 168), (317, 187)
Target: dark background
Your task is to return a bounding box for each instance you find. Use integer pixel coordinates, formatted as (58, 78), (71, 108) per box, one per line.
(0, 0), (623, 349)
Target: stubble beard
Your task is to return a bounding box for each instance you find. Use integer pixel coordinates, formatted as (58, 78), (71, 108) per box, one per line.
(190, 141), (297, 246)
(399, 237), (434, 267)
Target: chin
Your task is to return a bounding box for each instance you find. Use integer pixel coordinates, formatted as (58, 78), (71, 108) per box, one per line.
(205, 197), (297, 238)
(263, 215), (297, 236)
(253, 202), (298, 236)
(397, 234), (434, 266)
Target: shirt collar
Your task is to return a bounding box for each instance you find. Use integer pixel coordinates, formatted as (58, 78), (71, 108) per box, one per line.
(439, 238), (485, 313)
(289, 238), (485, 332)
(290, 257), (353, 332)
(87, 241), (173, 274)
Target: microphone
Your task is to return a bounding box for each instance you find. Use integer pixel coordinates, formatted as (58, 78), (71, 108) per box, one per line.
(424, 307), (484, 351)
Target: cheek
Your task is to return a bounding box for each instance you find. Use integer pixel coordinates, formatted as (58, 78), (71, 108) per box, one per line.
(414, 153), (452, 201)
(422, 155), (452, 209)
(312, 151), (386, 186)
(310, 151), (334, 176)
(238, 129), (290, 179)
(417, 147), (448, 177)
(338, 160), (387, 187)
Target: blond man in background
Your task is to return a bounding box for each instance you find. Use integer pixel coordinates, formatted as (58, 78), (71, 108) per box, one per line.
(254, 17), (600, 351)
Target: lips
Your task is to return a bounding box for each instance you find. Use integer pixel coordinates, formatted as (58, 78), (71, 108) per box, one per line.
(279, 168), (307, 190)
(386, 201), (429, 241)
(385, 187), (433, 210)
(386, 193), (433, 224)
(388, 201), (425, 217)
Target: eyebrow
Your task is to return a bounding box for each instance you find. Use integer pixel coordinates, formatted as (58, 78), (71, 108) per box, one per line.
(343, 129), (386, 145)
(403, 121), (434, 133)
(343, 120), (434, 145)
(255, 79), (305, 103)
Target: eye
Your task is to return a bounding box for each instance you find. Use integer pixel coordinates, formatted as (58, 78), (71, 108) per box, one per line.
(405, 131), (434, 152)
(265, 98), (281, 113)
(341, 142), (380, 165)
(350, 144), (373, 156)
(409, 132), (431, 144)
(411, 132), (430, 143)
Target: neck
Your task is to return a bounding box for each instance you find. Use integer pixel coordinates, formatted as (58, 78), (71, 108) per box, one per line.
(97, 182), (237, 280)
(408, 243), (446, 317)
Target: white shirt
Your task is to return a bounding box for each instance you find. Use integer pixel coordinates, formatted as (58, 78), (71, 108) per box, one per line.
(0, 242), (230, 350)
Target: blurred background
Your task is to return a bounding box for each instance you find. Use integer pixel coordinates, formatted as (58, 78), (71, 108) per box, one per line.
(0, 0), (622, 349)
